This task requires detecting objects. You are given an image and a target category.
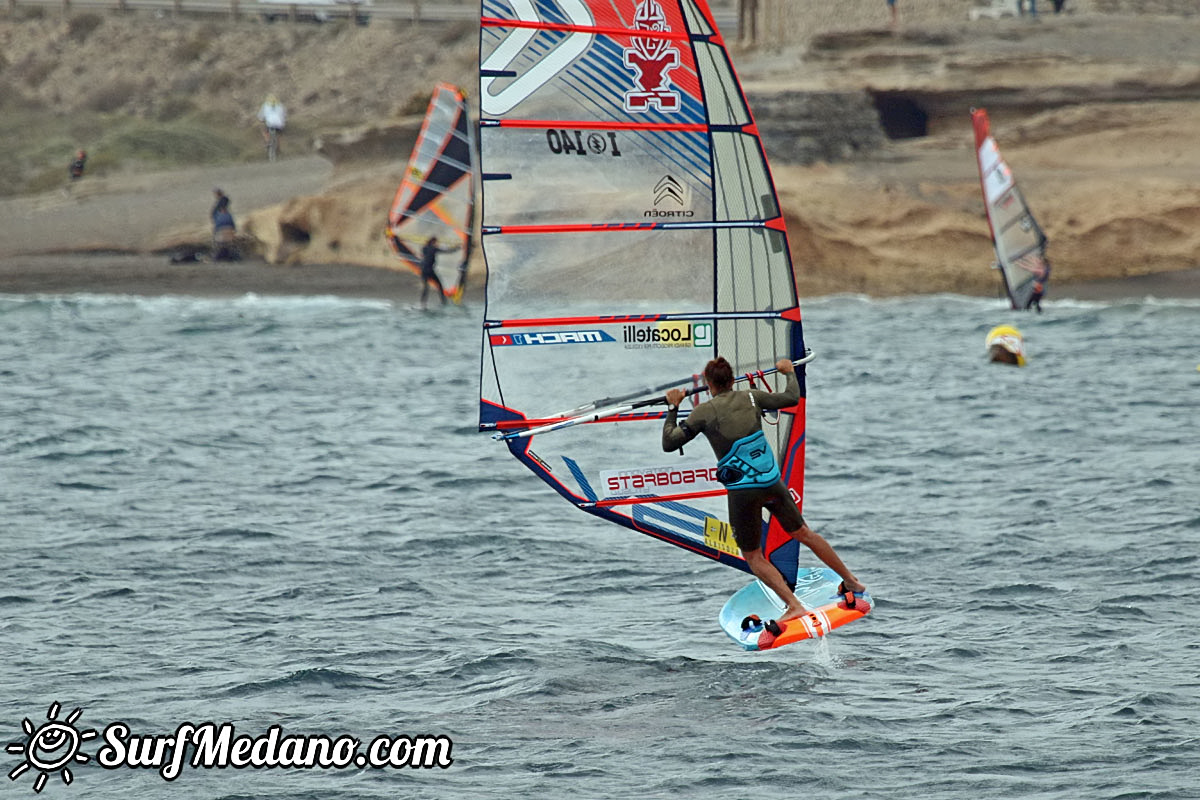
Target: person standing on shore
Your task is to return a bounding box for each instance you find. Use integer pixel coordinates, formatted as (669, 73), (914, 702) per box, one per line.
(211, 191), (238, 261)
(211, 188), (229, 222)
(69, 150), (87, 181)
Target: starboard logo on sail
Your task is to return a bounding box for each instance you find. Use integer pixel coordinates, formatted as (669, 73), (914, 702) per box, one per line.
(623, 0), (681, 113)
(600, 464), (722, 497)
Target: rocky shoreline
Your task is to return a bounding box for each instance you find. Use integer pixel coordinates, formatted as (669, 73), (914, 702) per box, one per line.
(1, 8), (1198, 299)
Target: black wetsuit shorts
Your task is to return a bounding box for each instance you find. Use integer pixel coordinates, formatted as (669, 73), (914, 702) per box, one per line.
(727, 480), (804, 552)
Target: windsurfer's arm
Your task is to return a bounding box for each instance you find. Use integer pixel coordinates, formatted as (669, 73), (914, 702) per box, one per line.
(662, 388), (700, 452)
(754, 362), (800, 410)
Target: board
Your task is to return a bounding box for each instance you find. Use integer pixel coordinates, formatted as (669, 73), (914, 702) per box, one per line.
(719, 568), (872, 651)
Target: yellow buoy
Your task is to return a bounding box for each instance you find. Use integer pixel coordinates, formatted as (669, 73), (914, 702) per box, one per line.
(986, 325), (1026, 367)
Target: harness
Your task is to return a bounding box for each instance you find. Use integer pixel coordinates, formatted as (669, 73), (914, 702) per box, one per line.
(715, 429), (780, 490)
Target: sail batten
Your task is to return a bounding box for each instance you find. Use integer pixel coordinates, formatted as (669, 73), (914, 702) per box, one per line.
(482, 16), (693, 41)
(478, 0), (807, 586)
(484, 220), (779, 235)
(485, 311), (789, 330)
(493, 118), (709, 131)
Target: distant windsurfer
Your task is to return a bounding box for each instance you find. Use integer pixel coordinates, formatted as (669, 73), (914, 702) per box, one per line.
(662, 357), (867, 623)
(1026, 256), (1050, 313)
(419, 236), (458, 308)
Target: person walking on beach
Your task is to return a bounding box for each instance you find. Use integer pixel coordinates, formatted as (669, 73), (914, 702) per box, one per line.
(69, 150), (87, 181)
(661, 356), (867, 623)
(211, 188), (230, 222)
(418, 236), (457, 308)
(257, 94), (287, 161)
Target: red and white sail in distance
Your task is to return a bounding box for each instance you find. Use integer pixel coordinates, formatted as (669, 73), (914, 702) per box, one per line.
(476, 0), (808, 585)
(973, 108), (1050, 310)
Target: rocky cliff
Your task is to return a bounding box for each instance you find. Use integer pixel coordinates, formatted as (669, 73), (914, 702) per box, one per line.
(2, 6), (1198, 296)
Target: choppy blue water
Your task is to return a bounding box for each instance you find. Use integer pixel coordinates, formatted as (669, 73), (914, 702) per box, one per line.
(2, 290), (1197, 799)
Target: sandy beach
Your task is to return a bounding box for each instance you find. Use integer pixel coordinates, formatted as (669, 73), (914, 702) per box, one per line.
(1, 149), (1195, 303)
(0, 155), (455, 303)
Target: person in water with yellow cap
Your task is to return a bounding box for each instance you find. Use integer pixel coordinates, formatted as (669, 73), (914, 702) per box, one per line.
(986, 325), (1026, 366)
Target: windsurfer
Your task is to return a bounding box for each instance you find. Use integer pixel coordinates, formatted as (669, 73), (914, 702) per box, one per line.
(662, 357), (866, 622)
(419, 236), (458, 308)
(1026, 257), (1050, 313)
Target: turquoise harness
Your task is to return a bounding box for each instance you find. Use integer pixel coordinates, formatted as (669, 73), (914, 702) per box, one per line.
(715, 430), (780, 490)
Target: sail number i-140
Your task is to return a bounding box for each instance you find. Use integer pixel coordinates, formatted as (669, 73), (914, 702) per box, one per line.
(546, 129), (623, 157)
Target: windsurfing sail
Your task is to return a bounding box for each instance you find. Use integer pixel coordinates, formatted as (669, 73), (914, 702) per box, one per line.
(386, 82), (477, 303)
(972, 107), (1050, 311)
(477, 0), (812, 619)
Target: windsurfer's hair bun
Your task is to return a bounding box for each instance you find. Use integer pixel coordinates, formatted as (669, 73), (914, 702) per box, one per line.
(704, 357), (734, 391)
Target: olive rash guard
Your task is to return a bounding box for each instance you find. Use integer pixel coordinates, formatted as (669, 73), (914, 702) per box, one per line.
(661, 372), (800, 459)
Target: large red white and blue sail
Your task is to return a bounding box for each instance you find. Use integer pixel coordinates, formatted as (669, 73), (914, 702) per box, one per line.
(477, 0), (806, 586)
(386, 83), (477, 303)
(972, 108), (1050, 310)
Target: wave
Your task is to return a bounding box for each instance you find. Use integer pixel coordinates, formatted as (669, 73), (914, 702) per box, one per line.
(200, 528), (285, 541)
(222, 667), (389, 697)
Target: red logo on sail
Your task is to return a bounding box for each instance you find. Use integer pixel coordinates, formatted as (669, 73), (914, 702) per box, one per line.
(623, 0), (680, 113)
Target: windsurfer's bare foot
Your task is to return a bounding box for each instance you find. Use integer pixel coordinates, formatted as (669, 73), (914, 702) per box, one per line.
(777, 604), (809, 623)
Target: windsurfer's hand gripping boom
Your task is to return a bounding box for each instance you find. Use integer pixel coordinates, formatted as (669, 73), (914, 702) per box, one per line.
(495, 352), (813, 441)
